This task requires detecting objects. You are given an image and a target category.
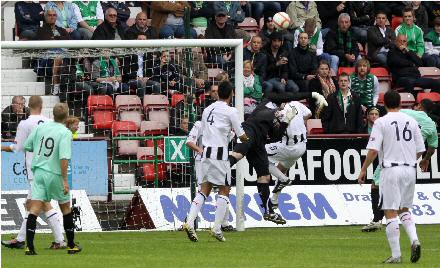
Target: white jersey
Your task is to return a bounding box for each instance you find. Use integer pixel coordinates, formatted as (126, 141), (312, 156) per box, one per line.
(201, 101), (245, 160)
(367, 111), (425, 168)
(13, 114), (51, 181)
(186, 121), (203, 161)
(283, 101), (311, 145)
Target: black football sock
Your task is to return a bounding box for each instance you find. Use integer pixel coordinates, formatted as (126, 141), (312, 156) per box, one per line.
(63, 213), (75, 248)
(26, 213), (37, 251)
(371, 187), (384, 222)
(257, 182), (271, 214)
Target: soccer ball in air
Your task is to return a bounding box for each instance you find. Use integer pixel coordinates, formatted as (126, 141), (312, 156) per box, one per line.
(273, 12), (291, 30)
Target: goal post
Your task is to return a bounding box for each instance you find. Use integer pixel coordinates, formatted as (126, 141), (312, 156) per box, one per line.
(1, 39), (246, 231)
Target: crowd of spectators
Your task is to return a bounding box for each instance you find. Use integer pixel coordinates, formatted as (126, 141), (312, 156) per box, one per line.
(3, 1), (440, 139)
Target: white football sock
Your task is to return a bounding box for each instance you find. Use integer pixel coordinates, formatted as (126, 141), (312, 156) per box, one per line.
(269, 164), (289, 183)
(186, 192), (206, 229)
(45, 209), (65, 244)
(399, 212), (419, 243)
(221, 205), (230, 227)
(386, 217), (401, 258)
(214, 195), (229, 233)
(16, 212), (28, 242)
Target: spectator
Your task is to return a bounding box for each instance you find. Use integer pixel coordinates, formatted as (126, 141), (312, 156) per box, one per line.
(286, 1), (321, 30)
(205, 7), (236, 67)
(308, 60), (338, 117)
(150, 1), (196, 39)
(91, 7), (126, 40)
(387, 34), (440, 96)
(347, 1), (374, 44)
(294, 18), (324, 57)
(395, 6), (425, 58)
(151, 51), (181, 95)
(73, 1), (104, 40)
(91, 51), (129, 96)
(350, 59), (379, 110)
(35, 8), (70, 96)
(426, 1), (440, 28)
(423, 17), (440, 68)
(1, 96), (30, 139)
(321, 73), (363, 134)
(324, 13), (359, 72)
(65, 116), (80, 139)
(241, 1), (264, 23)
(363, 106), (381, 134)
(173, 47), (208, 92)
(261, 16), (276, 47)
(243, 60), (263, 115)
(411, 1), (429, 34)
(45, 1), (81, 40)
(120, 34), (161, 97)
(288, 31), (318, 92)
(263, 31), (299, 94)
(366, 10), (395, 67)
(14, 1), (44, 40)
(125, 12), (156, 40)
(201, 83), (219, 109)
(101, 1), (130, 30)
(243, 35), (267, 79)
(190, 1), (214, 37)
(212, 1), (245, 25)
(316, 1), (348, 36)
(374, 1), (406, 23)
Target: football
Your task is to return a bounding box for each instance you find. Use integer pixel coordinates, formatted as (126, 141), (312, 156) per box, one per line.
(273, 12), (291, 30)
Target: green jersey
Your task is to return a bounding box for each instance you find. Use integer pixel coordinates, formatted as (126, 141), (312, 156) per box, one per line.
(401, 109), (438, 148)
(24, 121), (72, 175)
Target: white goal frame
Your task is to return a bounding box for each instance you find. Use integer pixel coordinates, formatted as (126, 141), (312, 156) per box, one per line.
(1, 39), (247, 231)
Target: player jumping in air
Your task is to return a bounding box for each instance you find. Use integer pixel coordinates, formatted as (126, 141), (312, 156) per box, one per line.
(358, 91), (425, 264)
(229, 91), (327, 224)
(23, 103), (82, 255)
(1, 96), (66, 250)
(183, 81), (249, 242)
(265, 101), (312, 213)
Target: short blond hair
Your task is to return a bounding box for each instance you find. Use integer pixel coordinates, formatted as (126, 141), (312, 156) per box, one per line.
(28, 96), (43, 110)
(53, 103), (69, 123)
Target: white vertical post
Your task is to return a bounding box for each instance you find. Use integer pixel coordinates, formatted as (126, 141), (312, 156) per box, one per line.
(234, 41), (245, 231)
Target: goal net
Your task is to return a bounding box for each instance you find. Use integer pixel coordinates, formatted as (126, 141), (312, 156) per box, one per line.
(0, 39), (245, 233)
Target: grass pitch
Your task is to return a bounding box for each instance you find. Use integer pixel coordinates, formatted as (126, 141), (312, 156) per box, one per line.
(2, 225), (439, 268)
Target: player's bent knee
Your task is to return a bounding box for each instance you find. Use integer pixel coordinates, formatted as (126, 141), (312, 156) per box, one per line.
(257, 175), (270, 183)
(59, 202), (72, 215)
(218, 186), (231, 196)
(42, 201), (54, 212)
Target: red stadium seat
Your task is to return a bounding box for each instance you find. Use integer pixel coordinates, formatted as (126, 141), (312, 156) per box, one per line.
(171, 94), (185, 108)
(119, 110), (143, 128)
(112, 121), (139, 137)
(143, 95), (169, 111)
(137, 147), (164, 160)
(391, 16), (403, 30)
(400, 92), (415, 109)
(140, 121), (168, 136)
(418, 67), (440, 79)
(145, 138), (165, 151)
(148, 110), (170, 126)
(140, 163), (167, 181)
(416, 92), (440, 103)
(117, 139), (140, 155)
(92, 110), (115, 129)
(307, 119), (324, 134)
(338, 67), (355, 76)
(115, 95), (143, 112)
(377, 92), (385, 105)
(88, 95), (114, 115)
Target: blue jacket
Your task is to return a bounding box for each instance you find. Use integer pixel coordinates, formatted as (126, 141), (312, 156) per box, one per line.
(45, 1), (78, 30)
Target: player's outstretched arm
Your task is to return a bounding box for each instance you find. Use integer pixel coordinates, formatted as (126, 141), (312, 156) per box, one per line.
(358, 149), (378, 185)
(419, 146), (435, 172)
(186, 141), (203, 155)
(265, 92), (312, 105)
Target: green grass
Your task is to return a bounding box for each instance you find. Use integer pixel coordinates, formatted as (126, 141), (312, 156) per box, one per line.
(2, 225), (440, 268)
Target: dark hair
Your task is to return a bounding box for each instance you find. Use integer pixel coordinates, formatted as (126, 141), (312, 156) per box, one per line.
(435, 17), (440, 26)
(218, 81), (234, 100)
(338, 72), (350, 80)
(318, 60), (331, 69)
(402, 6), (415, 17)
(375, 10), (387, 17)
(384, 90), (401, 109)
(420, 99), (433, 113)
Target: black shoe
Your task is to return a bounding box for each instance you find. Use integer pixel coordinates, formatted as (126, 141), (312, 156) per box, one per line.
(25, 247), (37, 255)
(67, 243), (82, 254)
(272, 180), (290, 194)
(410, 240), (421, 263)
(221, 225), (235, 232)
(2, 239), (25, 249)
(263, 213), (287, 225)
